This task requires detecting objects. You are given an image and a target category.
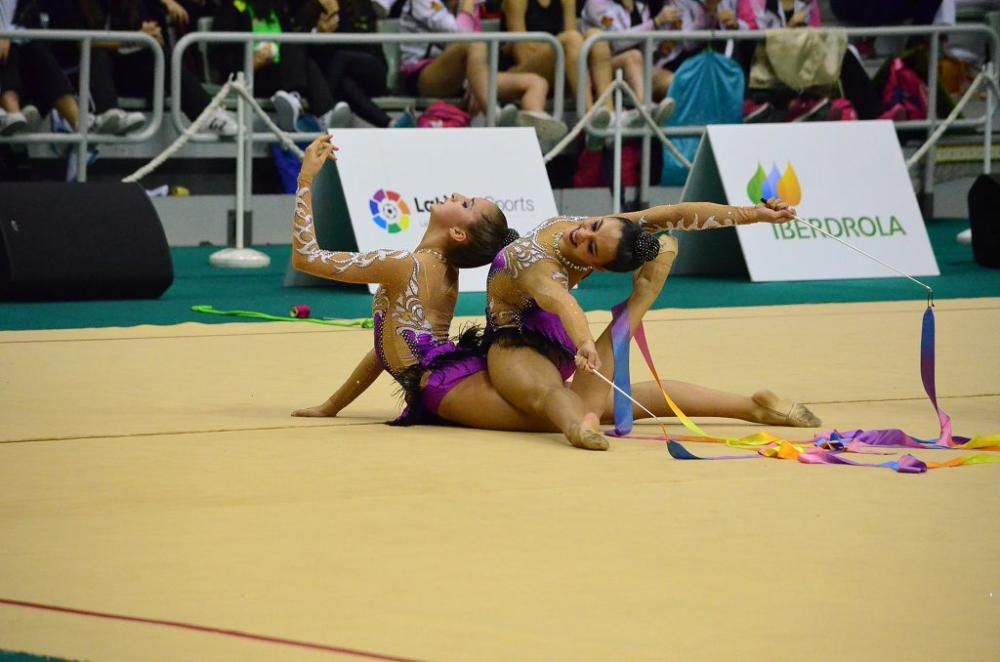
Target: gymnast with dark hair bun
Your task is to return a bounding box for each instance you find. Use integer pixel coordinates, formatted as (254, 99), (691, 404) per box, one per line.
(479, 197), (822, 450)
(292, 135), (820, 448)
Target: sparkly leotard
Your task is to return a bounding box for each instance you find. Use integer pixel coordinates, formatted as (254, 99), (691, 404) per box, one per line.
(484, 216), (592, 379)
(294, 185), (486, 422)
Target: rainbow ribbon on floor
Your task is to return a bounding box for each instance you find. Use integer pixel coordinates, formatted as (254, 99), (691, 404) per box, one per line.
(608, 301), (1000, 474)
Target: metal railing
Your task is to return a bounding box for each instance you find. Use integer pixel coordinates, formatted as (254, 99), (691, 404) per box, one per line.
(579, 24), (1000, 205)
(170, 30), (566, 139)
(0, 29), (164, 182)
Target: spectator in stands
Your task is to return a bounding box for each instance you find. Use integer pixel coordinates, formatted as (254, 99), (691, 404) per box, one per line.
(213, 0), (346, 131)
(499, 0), (618, 133)
(580, 0), (681, 105)
(739, 0), (831, 122)
(742, 0), (819, 29)
(43, 0), (239, 136)
(295, 0), (414, 128)
(0, 0), (89, 135)
(399, 0), (567, 140)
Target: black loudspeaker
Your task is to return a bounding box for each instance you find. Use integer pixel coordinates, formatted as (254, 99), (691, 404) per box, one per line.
(968, 174), (1000, 269)
(0, 182), (174, 301)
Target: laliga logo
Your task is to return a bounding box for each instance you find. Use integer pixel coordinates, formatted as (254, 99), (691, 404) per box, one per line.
(746, 162), (802, 206)
(369, 189), (411, 234)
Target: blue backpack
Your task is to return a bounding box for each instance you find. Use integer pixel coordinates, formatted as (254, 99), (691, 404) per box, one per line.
(660, 50), (745, 186)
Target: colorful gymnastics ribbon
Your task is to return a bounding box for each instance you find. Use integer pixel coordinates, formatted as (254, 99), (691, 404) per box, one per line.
(606, 298), (1000, 474)
(192, 305), (374, 328)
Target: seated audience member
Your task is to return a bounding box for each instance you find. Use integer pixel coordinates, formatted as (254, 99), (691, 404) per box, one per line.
(0, 0), (87, 135)
(400, 0), (567, 140)
(295, 0), (413, 128)
(500, 0), (617, 130)
(44, 0), (238, 136)
(214, 0), (345, 131)
(581, 0), (680, 105)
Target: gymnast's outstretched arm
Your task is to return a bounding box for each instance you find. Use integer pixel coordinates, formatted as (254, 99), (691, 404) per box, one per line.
(616, 197), (795, 231)
(292, 349), (384, 417)
(292, 136), (414, 285)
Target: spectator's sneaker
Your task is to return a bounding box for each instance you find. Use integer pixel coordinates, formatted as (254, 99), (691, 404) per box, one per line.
(879, 103), (907, 122)
(391, 108), (416, 128)
(788, 97), (829, 122)
(0, 110), (28, 136)
(271, 90), (303, 132)
(517, 110), (568, 142)
(120, 110), (146, 134)
(320, 101), (352, 129)
(743, 100), (773, 123)
(92, 108), (124, 134)
(587, 106), (611, 151)
(205, 109), (239, 137)
(652, 96), (676, 126)
(618, 108), (645, 129)
(21, 105), (42, 132)
(497, 103), (519, 127)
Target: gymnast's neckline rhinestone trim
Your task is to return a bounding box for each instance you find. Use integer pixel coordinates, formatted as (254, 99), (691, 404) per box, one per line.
(551, 232), (592, 274)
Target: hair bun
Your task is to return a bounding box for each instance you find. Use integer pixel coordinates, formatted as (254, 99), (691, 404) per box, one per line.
(634, 231), (660, 264)
(503, 228), (520, 247)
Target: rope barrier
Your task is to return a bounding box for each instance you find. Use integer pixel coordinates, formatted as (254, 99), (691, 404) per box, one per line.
(121, 74), (305, 184)
(542, 79), (692, 167)
(904, 69), (995, 171)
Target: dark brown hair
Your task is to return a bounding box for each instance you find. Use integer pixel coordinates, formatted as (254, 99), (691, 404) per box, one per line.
(603, 217), (660, 272)
(446, 204), (515, 269)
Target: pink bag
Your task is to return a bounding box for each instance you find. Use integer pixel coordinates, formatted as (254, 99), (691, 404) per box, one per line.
(828, 98), (859, 121)
(416, 101), (471, 128)
(882, 58), (929, 121)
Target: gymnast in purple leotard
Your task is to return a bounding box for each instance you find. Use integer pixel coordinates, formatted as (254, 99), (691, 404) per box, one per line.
(293, 135), (821, 447)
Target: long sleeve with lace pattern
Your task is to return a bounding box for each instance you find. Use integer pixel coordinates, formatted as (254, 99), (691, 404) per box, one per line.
(291, 185), (413, 285)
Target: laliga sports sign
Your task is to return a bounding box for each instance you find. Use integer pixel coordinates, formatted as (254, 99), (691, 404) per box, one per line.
(331, 128), (558, 293)
(704, 122), (938, 282)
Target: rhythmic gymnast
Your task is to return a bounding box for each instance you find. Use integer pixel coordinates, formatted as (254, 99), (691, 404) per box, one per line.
(291, 135), (820, 449)
(479, 191), (822, 449)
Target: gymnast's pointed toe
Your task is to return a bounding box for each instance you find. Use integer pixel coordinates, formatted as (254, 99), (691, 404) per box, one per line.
(752, 389), (822, 428)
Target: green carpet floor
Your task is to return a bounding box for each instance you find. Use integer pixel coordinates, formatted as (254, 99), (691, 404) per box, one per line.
(2, 219), (997, 331)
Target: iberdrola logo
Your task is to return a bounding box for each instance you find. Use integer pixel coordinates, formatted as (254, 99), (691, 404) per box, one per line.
(369, 189), (411, 234)
(746, 162), (802, 206)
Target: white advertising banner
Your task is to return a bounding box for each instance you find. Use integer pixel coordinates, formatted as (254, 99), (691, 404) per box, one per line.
(706, 122), (939, 281)
(331, 127), (558, 292)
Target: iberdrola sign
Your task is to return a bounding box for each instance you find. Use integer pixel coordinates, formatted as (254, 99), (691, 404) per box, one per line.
(745, 161), (907, 243)
(698, 123), (938, 281)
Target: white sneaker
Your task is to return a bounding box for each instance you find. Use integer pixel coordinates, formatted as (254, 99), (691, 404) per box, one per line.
(652, 97), (676, 126)
(205, 109), (238, 137)
(618, 108), (645, 129)
(956, 228), (972, 245)
(0, 110), (28, 136)
(516, 110), (568, 142)
(271, 90), (302, 132)
(320, 101), (352, 129)
(92, 108), (124, 134)
(21, 105), (42, 132)
(120, 110), (146, 134)
(497, 103), (519, 127)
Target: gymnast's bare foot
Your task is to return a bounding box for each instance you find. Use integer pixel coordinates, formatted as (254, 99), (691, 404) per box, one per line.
(568, 413), (610, 450)
(751, 389), (821, 428)
(291, 401), (339, 417)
